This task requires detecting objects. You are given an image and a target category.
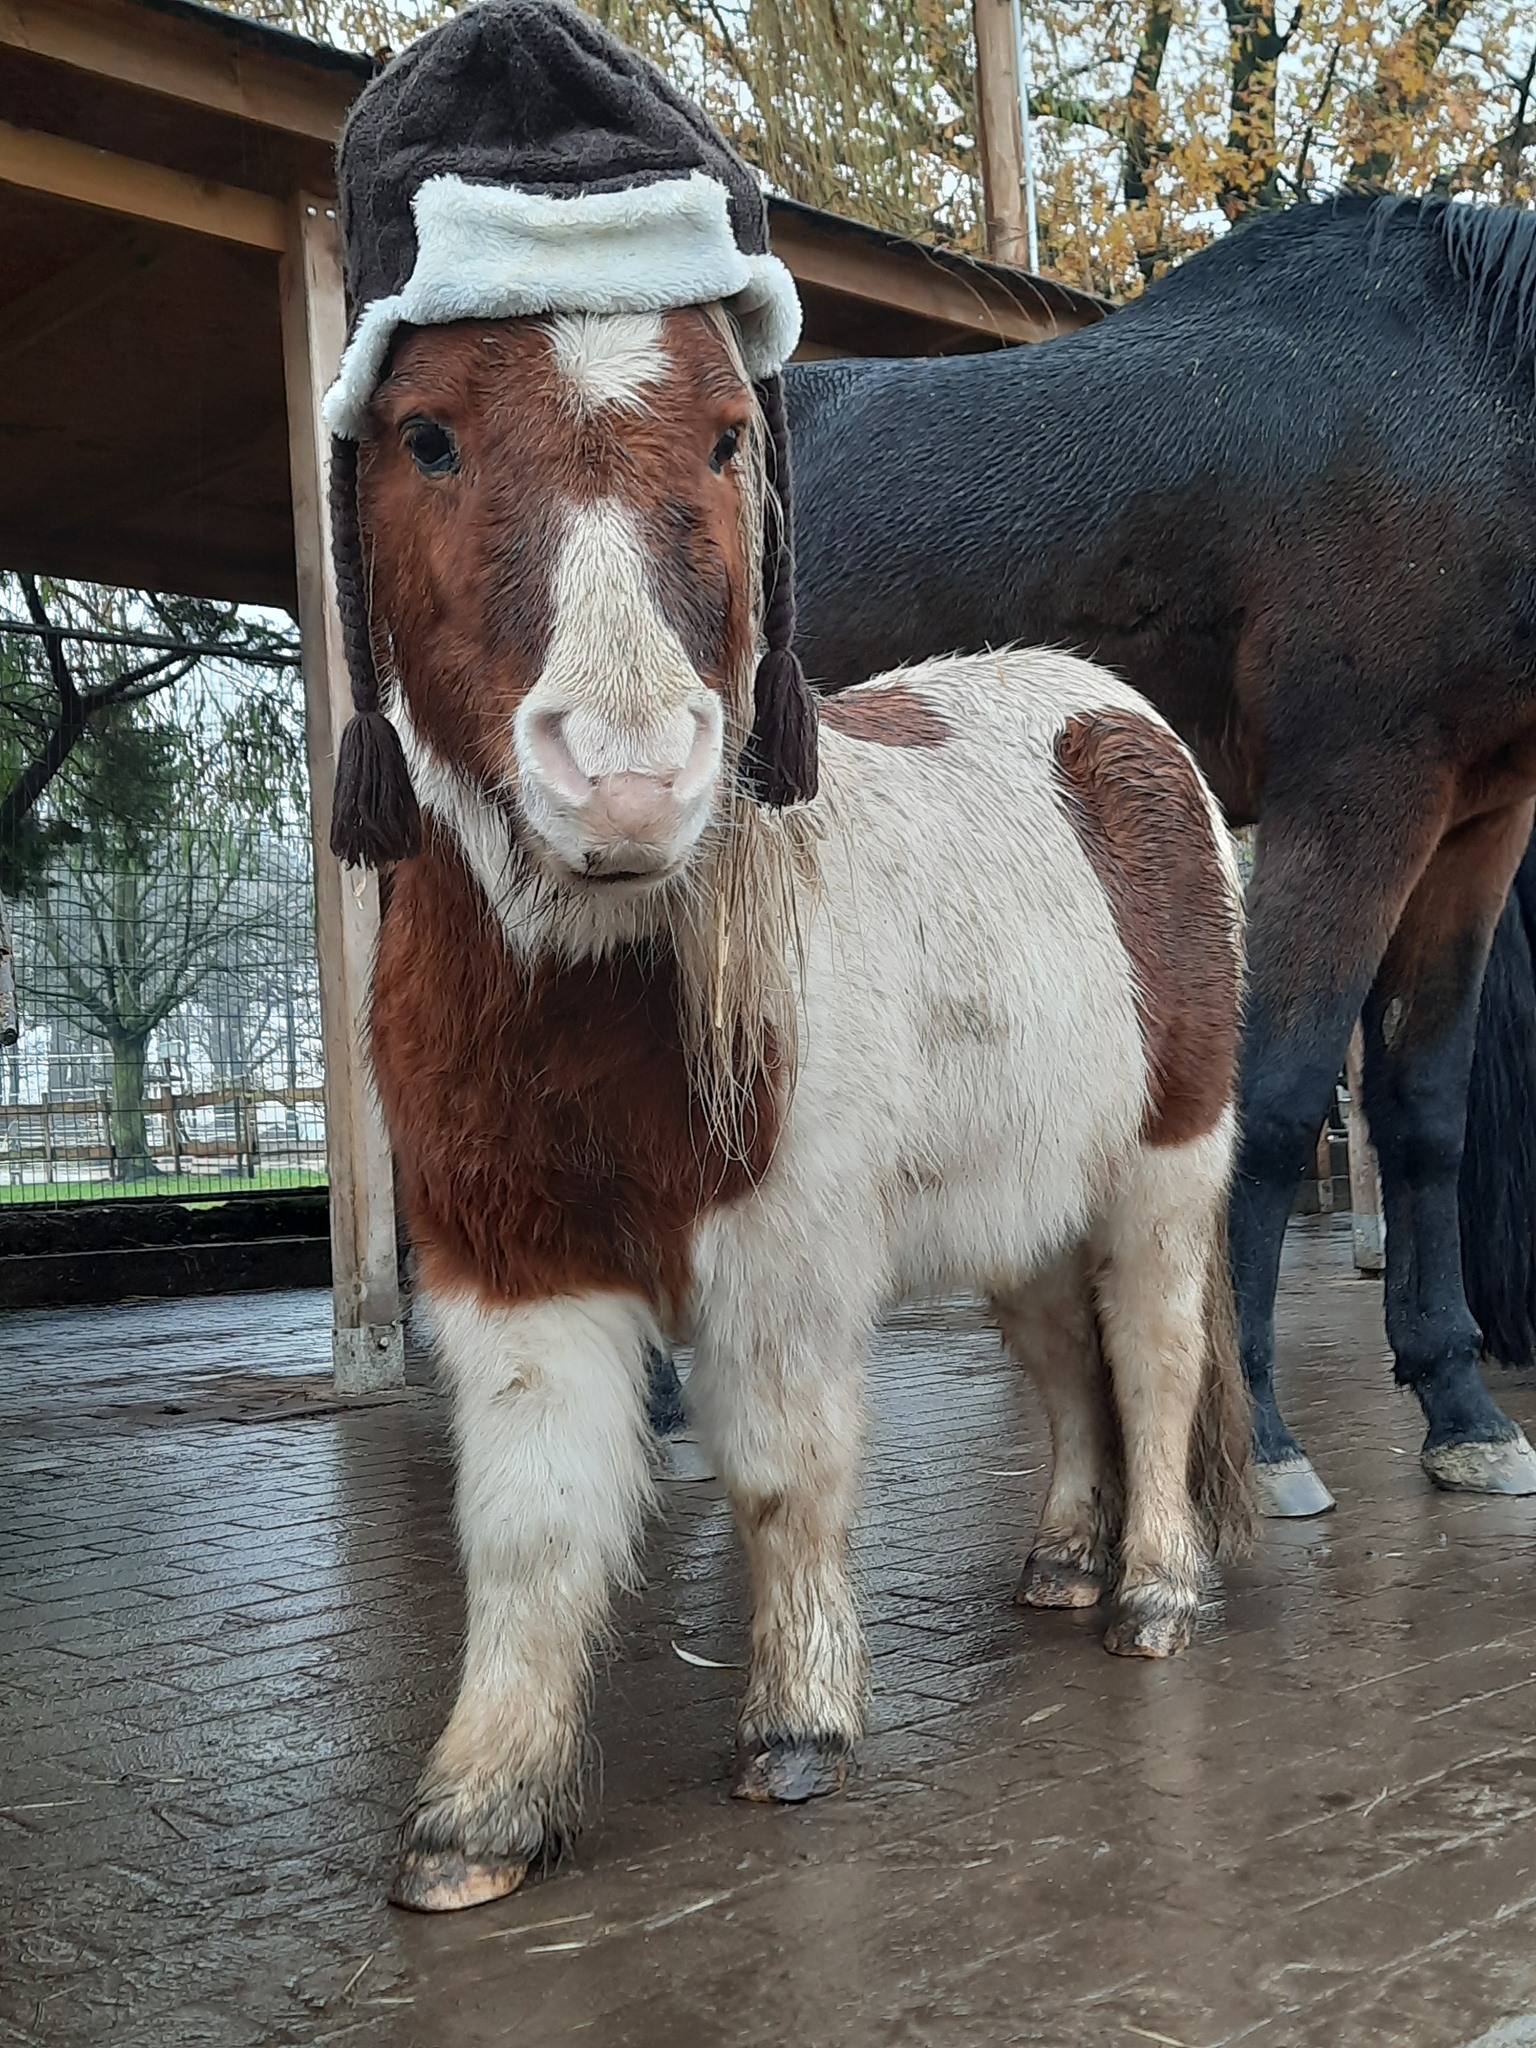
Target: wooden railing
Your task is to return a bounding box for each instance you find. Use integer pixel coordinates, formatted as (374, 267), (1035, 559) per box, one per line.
(0, 1084), (326, 1183)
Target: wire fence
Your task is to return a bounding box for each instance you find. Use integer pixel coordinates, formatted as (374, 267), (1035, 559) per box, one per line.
(0, 843), (324, 1202)
(0, 583), (322, 1207)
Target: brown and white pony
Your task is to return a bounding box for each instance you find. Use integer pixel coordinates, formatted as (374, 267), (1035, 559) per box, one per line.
(354, 303), (1251, 1913)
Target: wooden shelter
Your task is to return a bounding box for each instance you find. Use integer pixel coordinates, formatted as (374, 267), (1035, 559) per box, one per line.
(0, 0), (1107, 1385)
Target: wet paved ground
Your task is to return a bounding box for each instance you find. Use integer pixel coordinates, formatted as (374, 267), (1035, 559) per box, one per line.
(5, 1218), (1536, 2047)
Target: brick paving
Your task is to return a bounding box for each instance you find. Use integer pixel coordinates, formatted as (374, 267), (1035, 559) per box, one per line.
(4, 1223), (1536, 2046)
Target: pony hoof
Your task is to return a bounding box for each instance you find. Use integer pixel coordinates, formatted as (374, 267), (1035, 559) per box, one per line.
(1103, 1600), (1196, 1660)
(1256, 1454), (1336, 1519)
(1015, 1552), (1106, 1608)
(1421, 1429), (1536, 1496)
(389, 1848), (527, 1913)
(733, 1736), (851, 1805)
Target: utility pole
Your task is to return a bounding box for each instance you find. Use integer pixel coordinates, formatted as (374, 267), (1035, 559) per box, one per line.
(973, 0), (1040, 271)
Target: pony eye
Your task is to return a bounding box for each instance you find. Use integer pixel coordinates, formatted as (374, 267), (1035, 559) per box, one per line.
(710, 426), (741, 473)
(404, 418), (459, 477)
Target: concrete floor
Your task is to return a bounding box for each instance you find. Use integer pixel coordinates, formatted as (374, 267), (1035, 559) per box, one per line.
(5, 1219), (1536, 2048)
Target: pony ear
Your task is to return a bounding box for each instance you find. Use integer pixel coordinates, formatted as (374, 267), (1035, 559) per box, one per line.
(741, 375), (818, 807)
(327, 436), (422, 867)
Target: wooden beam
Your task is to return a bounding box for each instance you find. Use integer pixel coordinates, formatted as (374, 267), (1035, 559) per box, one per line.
(278, 190), (403, 1394)
(0, 120), (286, 250)
(0, 233), (161, 373)
(0, 528), (297, 609)
(770, 210), (1067, 347)
(0, 0), (362, 146)
(972, 0), (1029, 266)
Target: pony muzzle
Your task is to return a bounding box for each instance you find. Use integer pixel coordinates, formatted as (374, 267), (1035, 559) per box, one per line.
(514, 695), (725, 881)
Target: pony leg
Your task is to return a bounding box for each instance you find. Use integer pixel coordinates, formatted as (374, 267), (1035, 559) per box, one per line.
(391, 1289), (655, 1913)
(992, 1250), (1121, 1609)
(1361, 798), (1536, 1494)
(1232, 779), (1449, 1516)
(1095, 1133), (1231, 1658)
(686, 1295), (869, 1806)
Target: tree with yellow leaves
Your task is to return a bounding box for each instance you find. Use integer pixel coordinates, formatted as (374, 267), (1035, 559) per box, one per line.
(1031, 0), (1536, 289)
(221, 0), (1534, 295)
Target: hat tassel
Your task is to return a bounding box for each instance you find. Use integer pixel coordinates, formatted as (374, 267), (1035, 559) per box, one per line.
(327, 437), (422, 867)
(742, 375), (819, 808)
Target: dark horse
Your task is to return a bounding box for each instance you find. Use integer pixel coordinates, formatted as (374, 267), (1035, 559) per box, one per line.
(785, 194), (1536, 1516)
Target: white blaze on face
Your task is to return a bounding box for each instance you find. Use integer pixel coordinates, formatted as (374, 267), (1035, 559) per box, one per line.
(513, 498), (725, 881)
(543, 310), (669, 412)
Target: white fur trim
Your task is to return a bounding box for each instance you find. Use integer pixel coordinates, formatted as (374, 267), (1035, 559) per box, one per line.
(324, 169), (802, 436)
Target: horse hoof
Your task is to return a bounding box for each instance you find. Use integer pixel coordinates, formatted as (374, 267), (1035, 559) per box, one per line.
(1015, 1552), (1105, 1609)
(1256, 1454), (1336, 1519)
(732, 1736), (850, 1805)
(1105, 1601), (1196, 1658)
(1421, 1429), (1536, 1496)
(389, 1848), (527, 1913)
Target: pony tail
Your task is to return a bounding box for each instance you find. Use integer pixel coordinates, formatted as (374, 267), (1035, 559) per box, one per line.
(328, 435), (422, 867)
(741, 375), (819, 808)
(1190, 1208), (1256, 1559)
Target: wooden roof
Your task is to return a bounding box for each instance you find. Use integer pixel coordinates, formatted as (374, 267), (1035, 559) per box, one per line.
(0, 0), (1108, 608)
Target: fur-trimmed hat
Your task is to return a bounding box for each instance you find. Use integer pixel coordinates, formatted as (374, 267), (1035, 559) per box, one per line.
(325, 0), (818, 867)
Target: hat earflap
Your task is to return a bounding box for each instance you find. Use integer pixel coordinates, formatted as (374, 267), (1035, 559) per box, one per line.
(741, 374), (819, 808)
(328, 437), (422, 867)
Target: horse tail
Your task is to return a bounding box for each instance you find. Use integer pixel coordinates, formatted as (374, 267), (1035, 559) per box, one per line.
(1461, 829), (1536, 1368)
(1190, 1207), (1256, 1558)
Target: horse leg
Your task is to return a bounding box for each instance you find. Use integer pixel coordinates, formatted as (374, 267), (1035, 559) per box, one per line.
(390, 1290), (655, 1912)
(1232, 782), (1451, 1517)
(643, 1343), (688, 1436)
(1094, 1134), (1228, 1658)
(1360, 798), (1536, 1494)
(686, 1291), (869, 1806)
(992, 1250), (1121, 1609)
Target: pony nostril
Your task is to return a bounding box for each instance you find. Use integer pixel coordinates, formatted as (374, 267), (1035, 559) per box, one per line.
(673, 702), (723, 801)
(524, 709), (592, 803)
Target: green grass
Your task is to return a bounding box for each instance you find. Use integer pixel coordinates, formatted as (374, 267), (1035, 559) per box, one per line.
(0, 1169), (327, 1206)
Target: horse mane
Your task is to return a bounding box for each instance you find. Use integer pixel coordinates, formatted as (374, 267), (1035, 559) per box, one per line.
(1434, 199), (1536, 368)
(1134, 191), (1536, 375)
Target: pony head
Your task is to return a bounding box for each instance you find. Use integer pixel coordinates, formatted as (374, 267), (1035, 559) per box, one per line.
(359, 305), (774, 895)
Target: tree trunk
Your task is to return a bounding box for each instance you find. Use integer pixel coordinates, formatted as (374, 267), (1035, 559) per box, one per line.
(106, 1031), (154, 1181)
(1219, 0), (1287, 222)
(1347, 0), (1475, 186)
(1123, 0), (1175, 281)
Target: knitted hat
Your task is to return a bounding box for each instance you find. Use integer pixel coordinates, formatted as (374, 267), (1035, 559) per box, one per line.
(324, 0), (818, 867)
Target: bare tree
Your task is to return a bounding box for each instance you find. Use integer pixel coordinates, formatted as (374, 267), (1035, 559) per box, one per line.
(19, 834), (291, 1178)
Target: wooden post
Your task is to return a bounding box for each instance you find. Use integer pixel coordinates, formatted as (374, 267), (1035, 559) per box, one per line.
(279, 190), (404, 1394)
(0, 892), (17, 1049)
(1344, 1024), (1385, 1274)
(973, 0), (1030, 265)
